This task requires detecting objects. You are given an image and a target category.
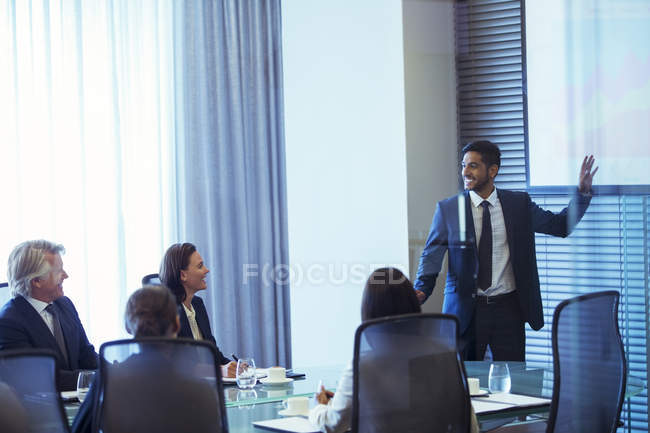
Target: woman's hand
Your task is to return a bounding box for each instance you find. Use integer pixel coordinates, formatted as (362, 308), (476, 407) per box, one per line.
(222, 361), (237, 378)
(315, 385), (334, 405)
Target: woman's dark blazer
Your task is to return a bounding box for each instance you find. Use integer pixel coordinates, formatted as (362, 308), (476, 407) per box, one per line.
(178, 296), (230, 365)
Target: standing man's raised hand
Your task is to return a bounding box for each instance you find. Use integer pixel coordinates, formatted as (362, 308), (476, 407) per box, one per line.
(579, 155), (598, 194)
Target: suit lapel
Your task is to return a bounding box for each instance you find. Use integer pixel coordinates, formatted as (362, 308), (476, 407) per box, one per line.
(178, 304), (191, 338)
(15, 297), (65, 362)
(497, 189), (516, 254)
(463, 191), (478, 252)
(192, 298), (210, 340)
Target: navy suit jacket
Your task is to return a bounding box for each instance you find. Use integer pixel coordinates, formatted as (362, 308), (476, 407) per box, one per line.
(0, 295), (98, 391)
(414, 189), (591, 334)
(178, 296), (230, 365)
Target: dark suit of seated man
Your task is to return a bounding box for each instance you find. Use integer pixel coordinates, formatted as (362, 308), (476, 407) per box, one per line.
(0, 240), (97, 391)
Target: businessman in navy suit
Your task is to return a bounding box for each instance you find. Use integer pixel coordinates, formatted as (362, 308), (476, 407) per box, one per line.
(414, 141), (598, 361)
(0, 240), (97, 390)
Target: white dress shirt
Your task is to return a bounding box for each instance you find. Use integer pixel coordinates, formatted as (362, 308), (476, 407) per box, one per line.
(309, 361), (353, 433)
(182, 302), (203, 340)
(23, 295), (56, 335)
(469, 188), (516, 297)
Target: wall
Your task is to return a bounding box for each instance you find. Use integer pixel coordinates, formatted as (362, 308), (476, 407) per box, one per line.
(282, 0), (410, 367)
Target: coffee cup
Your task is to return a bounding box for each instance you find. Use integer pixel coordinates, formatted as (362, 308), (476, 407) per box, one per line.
(267, 366), (286, 382)
(282, 396), (309, 415)
(467, 377), (480, 395)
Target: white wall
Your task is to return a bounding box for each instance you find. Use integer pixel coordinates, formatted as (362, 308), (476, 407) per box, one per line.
(403, 0), (458, 314)
(282, 0), (410, 367)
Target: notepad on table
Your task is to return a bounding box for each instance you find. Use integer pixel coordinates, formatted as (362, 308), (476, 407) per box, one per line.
(253, 417), (319, 433)
(472, 393), (550, 415)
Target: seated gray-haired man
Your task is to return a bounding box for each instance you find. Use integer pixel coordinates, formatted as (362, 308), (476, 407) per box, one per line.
(0, 240), (97, 391)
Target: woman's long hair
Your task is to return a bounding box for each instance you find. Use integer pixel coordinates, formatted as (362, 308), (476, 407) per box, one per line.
(159, 243), (197, 304)
(361, 267), (421, 321)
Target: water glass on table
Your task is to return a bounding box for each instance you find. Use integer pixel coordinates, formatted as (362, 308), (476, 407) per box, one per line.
(236, 358), (257, 389)
(488, 362), (511, 394)
(77, 370), (95, 403)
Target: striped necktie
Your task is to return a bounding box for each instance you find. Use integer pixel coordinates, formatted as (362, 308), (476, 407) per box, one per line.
(45, 303), (69, 366)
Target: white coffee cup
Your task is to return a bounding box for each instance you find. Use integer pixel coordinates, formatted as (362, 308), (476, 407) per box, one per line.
(267, 366), (286, 382)
(468, 377), (481, 395)
(282, 396), (309, 415)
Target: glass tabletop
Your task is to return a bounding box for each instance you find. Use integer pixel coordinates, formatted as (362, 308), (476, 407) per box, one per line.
(223, 365), (342, 407)
(64, 361), (646, 429)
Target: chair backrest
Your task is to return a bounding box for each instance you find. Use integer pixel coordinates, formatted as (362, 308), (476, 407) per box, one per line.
(547, 291), (626, 433)
(352, 313), (471, 433)
(0, 349), (70, 433)
(141, 273), (161, 286)
(94, 338), (228, 433)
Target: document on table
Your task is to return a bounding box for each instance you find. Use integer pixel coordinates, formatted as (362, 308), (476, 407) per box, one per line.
(253, 417), (319, 433)
(60, 391), (78, 402)
(472, 393), (551, 415)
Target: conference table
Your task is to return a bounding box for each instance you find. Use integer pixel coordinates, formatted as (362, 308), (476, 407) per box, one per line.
(64, 361), (645, 432)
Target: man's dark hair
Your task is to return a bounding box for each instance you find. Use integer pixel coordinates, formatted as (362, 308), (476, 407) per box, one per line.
(159, 242), (197, 305)
(462, 140), (501, 169)
(361, 267), (421, 322)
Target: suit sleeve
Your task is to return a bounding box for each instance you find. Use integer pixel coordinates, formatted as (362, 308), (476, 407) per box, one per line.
(413, 202), (449, 299)
(0, 316), (33, 350)
(64, 297), (98, 370)
(529, 189), (592, 237)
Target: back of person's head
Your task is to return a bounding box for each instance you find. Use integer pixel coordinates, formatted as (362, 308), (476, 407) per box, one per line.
(125, 286), (178, 337)
(0, 382), (28, 433)
(159, 242), (196, 304)
(361, 267), (421, 321)
(6, 240), (65, 298)
(461, 140), (501, 169)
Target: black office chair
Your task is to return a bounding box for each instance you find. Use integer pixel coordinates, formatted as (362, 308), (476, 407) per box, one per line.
(493, 291), (626, 433)
(0, 349), (70, 433)
(352, 313), (471, 433)
(547, 290), (626, 432)
(141, 273), (161, 286)
(93, 338), (228, 433)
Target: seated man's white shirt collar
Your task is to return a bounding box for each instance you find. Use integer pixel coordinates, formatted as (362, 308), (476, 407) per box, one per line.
(23, 294), (56, 335)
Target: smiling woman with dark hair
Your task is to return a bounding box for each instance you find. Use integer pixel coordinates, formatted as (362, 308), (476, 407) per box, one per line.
(159, 243), (236, 377)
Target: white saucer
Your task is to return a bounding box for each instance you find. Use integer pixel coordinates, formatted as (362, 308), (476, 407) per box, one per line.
(471, 389), (489, 397)
(278, 408), (309, 417)
(260, 377), (294, 385)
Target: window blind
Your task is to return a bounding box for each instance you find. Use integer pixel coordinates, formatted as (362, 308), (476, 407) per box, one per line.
(454, 1), (649, 431)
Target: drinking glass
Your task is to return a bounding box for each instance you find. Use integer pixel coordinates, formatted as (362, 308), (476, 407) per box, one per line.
(236, 389), (258, 409)
(77, 370), (95, 403)
(488, 362), (511, 394)
(236, 358), (257, 389)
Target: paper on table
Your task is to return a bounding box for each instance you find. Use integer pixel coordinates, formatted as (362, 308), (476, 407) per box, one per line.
(471, 399), (514, 414)
(60, 391), (78, 402)
(253, 417), (319, 433)
(472, 393), (551, 415)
